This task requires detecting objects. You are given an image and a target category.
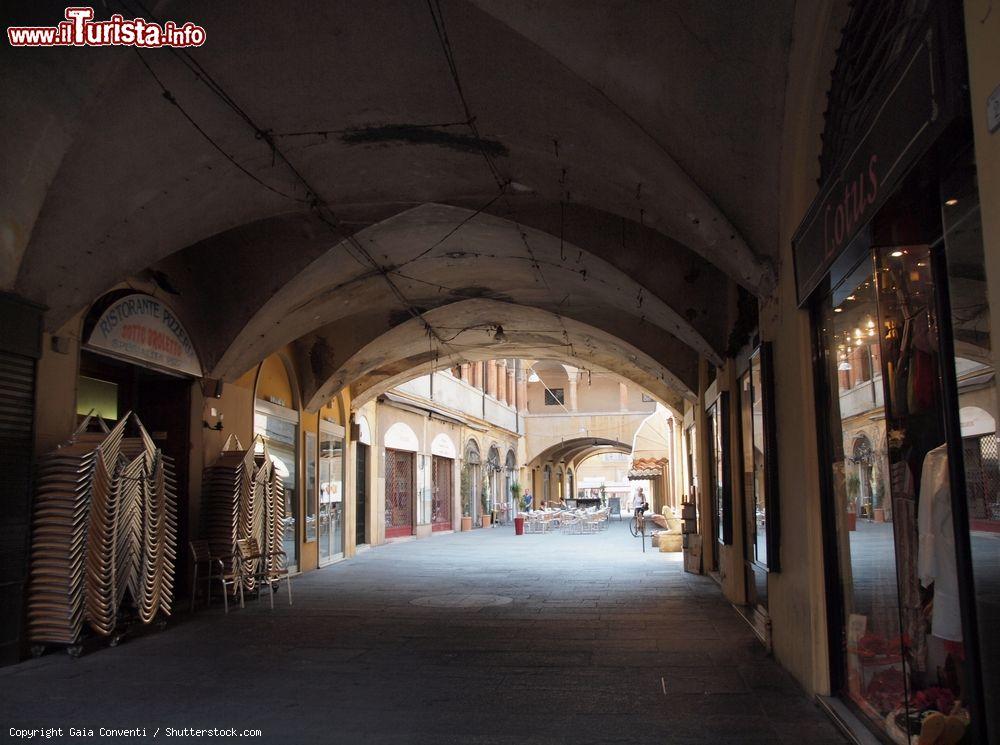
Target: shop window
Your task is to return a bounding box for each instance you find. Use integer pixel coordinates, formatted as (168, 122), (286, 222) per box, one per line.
(319, 429), (344, 561)
(304, 431), (316, 543)
(813, 151), (990, 741)
(939, 150), (998, 738)
(707, 395), (732, 549)
(739, 344), (780, 575)
(254, 408), (298, 568)
(544, 388), (564, 406)
(685, 424), (699, 531)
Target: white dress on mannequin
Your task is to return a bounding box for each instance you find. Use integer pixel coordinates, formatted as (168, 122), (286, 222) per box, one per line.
(917, 444), (962, 641)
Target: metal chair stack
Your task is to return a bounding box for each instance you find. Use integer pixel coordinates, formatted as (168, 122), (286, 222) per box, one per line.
(200, 435), (254, 577)
(200, 436), (285, 596)
(28, 412), (178, 648)
(26, 416), (108, 646)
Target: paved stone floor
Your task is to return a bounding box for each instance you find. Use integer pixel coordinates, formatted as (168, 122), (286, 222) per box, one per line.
(1, 522), (846, 744)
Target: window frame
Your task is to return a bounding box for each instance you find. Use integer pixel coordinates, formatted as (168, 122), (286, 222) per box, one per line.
(738, 343), (782, 572)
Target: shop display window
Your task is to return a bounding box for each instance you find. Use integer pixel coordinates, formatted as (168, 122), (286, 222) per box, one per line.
(319, 431), (344, 562)
(739, 345), (780, 612)
(708, 395), (732, 550)
(305, 431), (316, 543)
(255, 409), (298, 569)
(939, 150), (998, 738)
(815, 153), (987, 742)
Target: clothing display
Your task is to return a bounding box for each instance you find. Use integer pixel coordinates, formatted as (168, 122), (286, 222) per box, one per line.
(918, 444), (962, 642)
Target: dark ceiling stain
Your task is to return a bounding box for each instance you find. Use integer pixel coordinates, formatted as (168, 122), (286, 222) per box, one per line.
(388, 306), (430, 327)
(341, 125), (508, 157)
(450, 286), (514, 303)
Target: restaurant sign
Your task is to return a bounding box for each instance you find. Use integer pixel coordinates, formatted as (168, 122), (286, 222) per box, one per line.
(792, 15), (954, 305)
(85, 294), (202, 377)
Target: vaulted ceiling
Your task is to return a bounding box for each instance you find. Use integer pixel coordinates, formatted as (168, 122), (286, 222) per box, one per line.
(2, 0), (796, 408)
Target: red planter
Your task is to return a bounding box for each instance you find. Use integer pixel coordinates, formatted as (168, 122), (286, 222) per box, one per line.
(514, 517), (525, 535)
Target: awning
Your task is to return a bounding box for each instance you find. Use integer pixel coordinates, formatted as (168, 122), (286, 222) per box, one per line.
(627, 457), (668, 481)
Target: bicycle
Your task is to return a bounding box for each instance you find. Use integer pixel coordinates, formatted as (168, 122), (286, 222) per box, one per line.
(628, 504), (649, 538)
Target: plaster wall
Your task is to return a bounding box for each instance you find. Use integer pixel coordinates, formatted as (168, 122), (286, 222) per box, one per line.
(760, 0), (850, 696)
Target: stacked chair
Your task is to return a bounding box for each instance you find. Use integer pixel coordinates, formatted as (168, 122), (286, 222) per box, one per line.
(28, 412), (178, 653)
(198, 436), (285, 605)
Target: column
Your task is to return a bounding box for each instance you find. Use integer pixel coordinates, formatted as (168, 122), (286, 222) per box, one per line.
(568, 373), (579, 411)
(516, 372), (528, 413)
(460, 363), (470, 383)
(497, 360), (508, 404)
(619, 381), (628, 412)
(487, 360), (498, 399)
(507, 368), (515, 407)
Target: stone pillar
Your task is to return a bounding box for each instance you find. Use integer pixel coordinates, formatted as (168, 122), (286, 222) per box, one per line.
(507, 369), (516, 407)
(489, 361), (499, 400)
(619, 381), (628, 412)
(568, 373), (579, 411)
(497, 360), (508, 404)
(460, 363), (470, 382)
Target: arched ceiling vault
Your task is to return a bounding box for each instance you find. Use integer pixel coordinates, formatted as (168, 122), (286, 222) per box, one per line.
(294, 298), (692, 412)
(204, 204), (717, 390)
(5, 0), (791, 344)
(528, 438), (631, 469)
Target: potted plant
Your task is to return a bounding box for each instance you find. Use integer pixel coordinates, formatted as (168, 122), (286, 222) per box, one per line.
(460, 468), (473, 531)
(480, 475), (491, 528)
(510, 482), (525, 534)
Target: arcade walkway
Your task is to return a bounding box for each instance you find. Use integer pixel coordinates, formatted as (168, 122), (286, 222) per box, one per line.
(1, 524), (845, 744)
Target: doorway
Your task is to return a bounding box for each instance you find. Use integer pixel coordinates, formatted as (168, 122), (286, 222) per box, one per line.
(385, 448), (414, 539)
(77, 350), (193, 585)
(356, 443), (368, 546)
(431, 455), (453, 531)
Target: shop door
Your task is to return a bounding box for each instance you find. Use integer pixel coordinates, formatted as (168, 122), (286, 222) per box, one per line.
(135, 373), (193, 584)
(431, 456), (452, 531)
(78, 352), (193, 587)
(385, 448), (414, 538)
(356, 443), (368, 545)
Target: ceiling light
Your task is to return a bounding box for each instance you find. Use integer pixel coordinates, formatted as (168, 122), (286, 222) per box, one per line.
(833, 308), (843, 313)
(945, 198), (958, 206)
(890, 250), (904, 257)
(493, 325), (507, 343)
(846, 295), (856, 301)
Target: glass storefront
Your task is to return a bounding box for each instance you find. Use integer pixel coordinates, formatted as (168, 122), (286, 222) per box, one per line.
(254, 407), (298, 570)
(319, 429), (344, 563)
(813, 146), (993, 742)
(707, 394), (731, 569)
(739, 346), (777, 614)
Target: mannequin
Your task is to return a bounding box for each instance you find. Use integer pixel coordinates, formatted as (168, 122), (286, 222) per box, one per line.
(917, 443), (961, 641)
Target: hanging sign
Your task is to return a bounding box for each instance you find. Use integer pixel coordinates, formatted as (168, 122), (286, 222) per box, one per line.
(86, 294), (202, 377)
(792, 9), (959, 305)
